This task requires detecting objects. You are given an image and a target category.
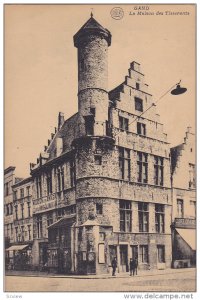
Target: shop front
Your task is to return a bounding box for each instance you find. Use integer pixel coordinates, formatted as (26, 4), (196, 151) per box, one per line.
(47, 215), (75, 273)
(172, 218), (196, 268)
(6, 244), (32, 270)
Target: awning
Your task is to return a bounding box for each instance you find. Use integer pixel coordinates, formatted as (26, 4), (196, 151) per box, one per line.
(176, 228), (196, 250)
(48, 214), (76, 229)
(6, 245), (29, 251)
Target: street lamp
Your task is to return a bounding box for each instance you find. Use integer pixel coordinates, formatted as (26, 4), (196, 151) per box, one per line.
(171, 80), (187, 95)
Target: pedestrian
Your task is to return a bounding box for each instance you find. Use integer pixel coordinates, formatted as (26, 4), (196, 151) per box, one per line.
(111, 257), (117, 276)
(134, 257), (138, 275)
(129, 258), (135, 276)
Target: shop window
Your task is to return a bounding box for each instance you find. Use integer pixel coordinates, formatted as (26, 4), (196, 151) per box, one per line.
(138, 202), (149, 232)
(119, 200), (132, 232)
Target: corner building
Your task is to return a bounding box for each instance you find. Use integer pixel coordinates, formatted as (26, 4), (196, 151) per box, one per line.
(31, 15), (172, 274)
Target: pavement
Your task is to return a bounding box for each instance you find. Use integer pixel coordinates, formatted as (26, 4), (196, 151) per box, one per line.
(5, 267), (195, 279)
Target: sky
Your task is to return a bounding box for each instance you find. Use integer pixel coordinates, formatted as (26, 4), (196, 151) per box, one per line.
(4, 4), (196, 178)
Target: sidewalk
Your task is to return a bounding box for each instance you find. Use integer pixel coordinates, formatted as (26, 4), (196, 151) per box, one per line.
(5, 267), (195, 279)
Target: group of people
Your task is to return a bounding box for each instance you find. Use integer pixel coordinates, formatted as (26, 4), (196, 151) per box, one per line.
(111, 257), (138, 276)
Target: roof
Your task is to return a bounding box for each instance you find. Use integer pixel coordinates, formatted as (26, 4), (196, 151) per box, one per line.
(81, 219), (100, 227)
(4, 166), (15, 175)
(12, 176), (32, 189)
(48, 215), (76, 229)
(74, 16), (111, 47)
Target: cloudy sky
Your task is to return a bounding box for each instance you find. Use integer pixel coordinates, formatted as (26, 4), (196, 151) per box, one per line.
(5, 4), (195, 178)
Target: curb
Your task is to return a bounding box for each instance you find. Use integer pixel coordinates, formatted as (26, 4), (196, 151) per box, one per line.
(5, 268), (195, 280)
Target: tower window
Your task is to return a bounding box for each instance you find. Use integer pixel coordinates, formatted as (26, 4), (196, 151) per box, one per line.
(94, 155), (102, 165)
(96, 203), (103, 215)
(84, 115), (94, 135)
(136, 82), (140, 90)
(135, 97), (143, 112)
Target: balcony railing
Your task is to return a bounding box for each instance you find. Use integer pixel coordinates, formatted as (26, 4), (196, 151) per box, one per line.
(174, 218), (196, 229)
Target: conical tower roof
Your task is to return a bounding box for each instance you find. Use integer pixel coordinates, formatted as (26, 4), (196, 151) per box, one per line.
(74, 15), (111, 47)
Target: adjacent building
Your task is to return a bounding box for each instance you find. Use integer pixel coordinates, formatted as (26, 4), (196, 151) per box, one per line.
(4, 166), (16, 249)
(171, 127), (196, 268)
(5, 176), (33, 270)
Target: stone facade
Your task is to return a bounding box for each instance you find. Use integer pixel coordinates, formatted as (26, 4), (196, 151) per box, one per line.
(6, 14), (194, 275)
(27, 15), (172, 274)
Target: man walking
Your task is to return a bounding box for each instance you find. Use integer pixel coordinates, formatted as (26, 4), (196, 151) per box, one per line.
(111, 257), (117, 276)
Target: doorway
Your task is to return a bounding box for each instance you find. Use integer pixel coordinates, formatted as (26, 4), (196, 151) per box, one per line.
(120, 245), (128, 272)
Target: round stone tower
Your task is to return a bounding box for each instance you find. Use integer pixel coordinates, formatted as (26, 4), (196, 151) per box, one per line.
(73, 14), (111, 136)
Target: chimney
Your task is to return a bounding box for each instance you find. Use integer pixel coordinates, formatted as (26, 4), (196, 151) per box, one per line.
(58, 112), (65, 130)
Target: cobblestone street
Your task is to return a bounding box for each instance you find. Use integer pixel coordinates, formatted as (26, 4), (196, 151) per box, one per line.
(5, 268), (196, 292)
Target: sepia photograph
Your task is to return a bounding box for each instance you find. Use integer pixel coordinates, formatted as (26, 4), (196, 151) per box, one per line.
(3, 3), (196, 294)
